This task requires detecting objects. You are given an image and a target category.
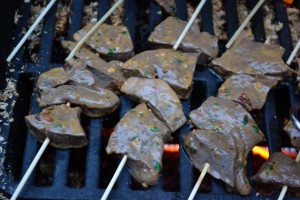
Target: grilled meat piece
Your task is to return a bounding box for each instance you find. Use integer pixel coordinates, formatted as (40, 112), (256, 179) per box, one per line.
(106, 103), (171, 186)
(25, 104), (87, 148)
(252, 152), (300, 192)
(183, 130), (236, 187)
(148, 17), (218, 63)
(121, 77), (186, 134)
(62, 41), (126, 91)
(39, 85), (120, 118)
(36, 67), (69, 91)
(217, 75), (279, 111)
(189, 96), (265, 195)
(73, 22), (134, 61)
(154, 0), (175, 15)
(211, 38), (289, 78)
(284, 120), (300, 149)
(121, 49), (197, 99)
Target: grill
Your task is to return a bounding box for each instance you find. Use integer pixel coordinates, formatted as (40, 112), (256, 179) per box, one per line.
(0, 0), (299, 199)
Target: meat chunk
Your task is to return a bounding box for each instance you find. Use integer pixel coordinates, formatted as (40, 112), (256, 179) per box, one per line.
(183, 130), (236, 187)
(121, 49), (197, 99)
(36, 67), (69, 91)
(284, 120), (300, 149)
(73, 22), (134, 61)
(189, 96), (265, 195)
(39, 85), (120, 118)
(106, 103), (171, 186)
(211, 38), (289, 78)
(121, 77), (186, 134)
(62, 41), (126, 91)
(25, 105), (87, 149)
(154, 0), (175, 15)
(252, 152), (300, 192)
(148, 17), (218, 63)
(217, 75), (279, 111)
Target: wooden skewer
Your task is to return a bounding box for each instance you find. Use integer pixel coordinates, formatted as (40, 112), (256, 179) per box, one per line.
(286, 40), (300, 65)
(188, 163), (210, 200)
(65, 0), (124, 62)
(277, 151), (300, 200)
(172, 0), (207, 51)
(101, 155), (127, 200)
(101, 1), (206, 199)
(7, 0), (57, 63)
(10, 138), (50, 200)
(225, 0), (265, 49)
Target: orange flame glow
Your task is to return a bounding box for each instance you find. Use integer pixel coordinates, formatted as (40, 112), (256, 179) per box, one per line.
(252, 146), (298, 160)
(283, 0), (294, 5)
(164, 144), (180, 153)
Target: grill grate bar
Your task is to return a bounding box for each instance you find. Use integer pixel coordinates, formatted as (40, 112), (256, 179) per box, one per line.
(52, 150), (70, 187)
(247, 0), (266, 43)
(224, 0), (239, 39)
(200, 0), (214, 35)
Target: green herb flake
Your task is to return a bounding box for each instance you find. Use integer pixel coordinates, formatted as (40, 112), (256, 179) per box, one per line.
(185, 141), (197, 153)
(143, 70), (151, 77)
(251, 125), (259, 134)
(129, 135), (139, 141)
(197, 122), (204, 127)
(174, 58), (183, 64)
(238, 160), (244, 168)
(139, 113), (145, 118)
(55, 124), (63, 129)
(225, 89), (230, 96)
(107, 48), (117, 56)
(155, 142), (161, 147)
(266, 162), (274, 170)
(150, 126), (160, 132)
(211, 127), (220, 133)
(129, 109), (136, 114)
(242, 118), (248, 126)
(120, 31), (127, 35)
(213, 102), (219, 106)
(153, 160), (162, 172)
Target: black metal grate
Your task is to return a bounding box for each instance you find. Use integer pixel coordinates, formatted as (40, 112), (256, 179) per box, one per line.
(0, 0), (299, 199)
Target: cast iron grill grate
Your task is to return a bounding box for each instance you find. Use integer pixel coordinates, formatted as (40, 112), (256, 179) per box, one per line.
(0, 0), (299, 199)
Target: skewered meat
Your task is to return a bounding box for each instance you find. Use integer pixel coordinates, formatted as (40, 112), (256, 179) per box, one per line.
(121, 77), (186, 134)
(217, 75), (279, 111)
(62, 41), (126, 91)
(25, 104), (87, 149)
(252, 152), (300, 192)
(36, 67), (69, 91)
(39, 85), (120, 118)
(73, 22), (134, 61)
(148, 17), (218, 63)
(154, 0), (176, 15)
(121, 49), (198, 99)
(284, 120), (300, 149)
(189, 96), (265, 195)
(211, 38), (289, 78)
(106, 103), (171, 186)
(183, 129), (236, 187)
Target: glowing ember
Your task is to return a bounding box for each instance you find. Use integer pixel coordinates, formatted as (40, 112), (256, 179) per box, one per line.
(283, 0), (294, 5)
(164, 144), (179, 153)
(252, 146), (298, 160)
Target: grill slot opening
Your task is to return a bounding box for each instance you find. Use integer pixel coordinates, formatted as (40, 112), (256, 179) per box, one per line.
(34, 145), (56, 187)
(82, 0), (99, 27)
(162, 144), (180, 192)
(190, 80), (207, 110)
(192, 167), (212, 193)
(4, 73), (34, 181)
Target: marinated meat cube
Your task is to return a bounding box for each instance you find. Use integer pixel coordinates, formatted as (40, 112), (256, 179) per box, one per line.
(39, 85), (120, 118)
(154, 0), (176, 15)
(25, 105), (87, 149)
(211, 38), (289, 78)
(121, 77), (186, 134)
(252, 152), (300, 192)
(183, 130), (236, 187)
(73, 22), (134, 61)
(62, 41), (126, 91)
(284, 121), (300, 149)
(217, 75), (279, 111)
(148, 17), (218, 63)
(121, 49), (197, 99)
(36, 67), (69, 91)
(64, 58), (106, 91)
(189, 96), (265, 195)
(106, 103), (171, 186)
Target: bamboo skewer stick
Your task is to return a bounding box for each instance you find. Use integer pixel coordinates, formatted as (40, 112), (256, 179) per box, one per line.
(286, 40), (300, 65)
(7, 0), (57, 63)
(65, 0), (124, 62)
(225, 0), (265, 49)
(188, 163), (210, 200)
(101, 1), (206, 199)
(10, 138), (50, 200)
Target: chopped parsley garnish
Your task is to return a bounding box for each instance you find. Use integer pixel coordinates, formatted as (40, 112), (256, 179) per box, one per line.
(107, 48), (117, 56)
(251, 125), (259, 134)
(266, 162), (274, 170)
(185, 141), (197, 153)
(211, 127), (220, 133)
(155, 142), (161, 147)
(225, 88), (230, 96)
(174, 58), (183, 64)
(153, 160), (162, 172)
(143, 70), (151, 77)
(129, 109), (136, 114)
(129, 135), (139, 141)
(120, 31), (127, 35)
(139, 113), (144, 118)
(238, 159), (244, 168)
(54, 124), (63, 129)
(197, 122), (204, 127)
(150, 126), (160, 132)
(213, 102), (219, 106)
(242, 118), (248, 126)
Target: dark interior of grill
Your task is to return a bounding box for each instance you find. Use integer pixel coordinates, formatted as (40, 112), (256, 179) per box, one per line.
(0, 0), (300, 199)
